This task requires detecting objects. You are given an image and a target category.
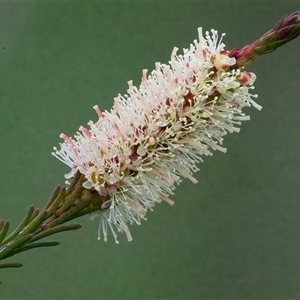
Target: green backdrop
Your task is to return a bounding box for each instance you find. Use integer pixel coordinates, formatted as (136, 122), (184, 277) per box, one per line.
(1, 2), (300, 299)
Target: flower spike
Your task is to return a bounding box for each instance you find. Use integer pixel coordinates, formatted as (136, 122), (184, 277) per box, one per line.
(53, 26), (261, 242)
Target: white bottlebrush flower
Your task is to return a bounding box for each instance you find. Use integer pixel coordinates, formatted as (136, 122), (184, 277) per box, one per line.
(52, 28), (261, 243)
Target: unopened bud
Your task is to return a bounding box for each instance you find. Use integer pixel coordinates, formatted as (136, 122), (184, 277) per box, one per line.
(237, 71), (256, 86)
(213, 50), (236, 70)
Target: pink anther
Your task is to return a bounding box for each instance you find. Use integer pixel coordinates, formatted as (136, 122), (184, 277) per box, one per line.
(59, 133), (79, 157)
(114, 97), (120, 112)
(79, 126), (92, 139)
(93, 105), (104, 118)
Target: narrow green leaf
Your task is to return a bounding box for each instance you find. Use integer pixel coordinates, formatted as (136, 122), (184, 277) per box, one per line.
(10, 241), (60, 256)
(70, 206), (100, 220)
(0, 221), (9, 244)
(19, 211), (47, 236)
(45, 185), (61, 210)
(45, 187), (66, 216)
(2, 206), (35, 244)
(48, 200), (89, 228)
(0, 220), (4, 231)
(56, 186), (84, 217)
(0, 262), (23, 269)
(0, 234), (33, 260)
(55, 175), (85, 217)
(66, 171), (81, 195)
(29, 208), (40, 223)
(29, 224), (81, 243)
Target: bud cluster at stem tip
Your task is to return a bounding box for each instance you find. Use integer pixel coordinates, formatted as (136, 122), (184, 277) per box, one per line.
(229, 11), (300, 67)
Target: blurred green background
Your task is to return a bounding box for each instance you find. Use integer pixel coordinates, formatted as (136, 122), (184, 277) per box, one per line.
(0, 2), (300, 299)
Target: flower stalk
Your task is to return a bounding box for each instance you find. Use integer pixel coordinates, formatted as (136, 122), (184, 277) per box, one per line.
(0, 11), (299, 273)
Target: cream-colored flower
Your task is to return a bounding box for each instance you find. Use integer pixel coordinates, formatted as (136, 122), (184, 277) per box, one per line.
(52, 28), (261, 243)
